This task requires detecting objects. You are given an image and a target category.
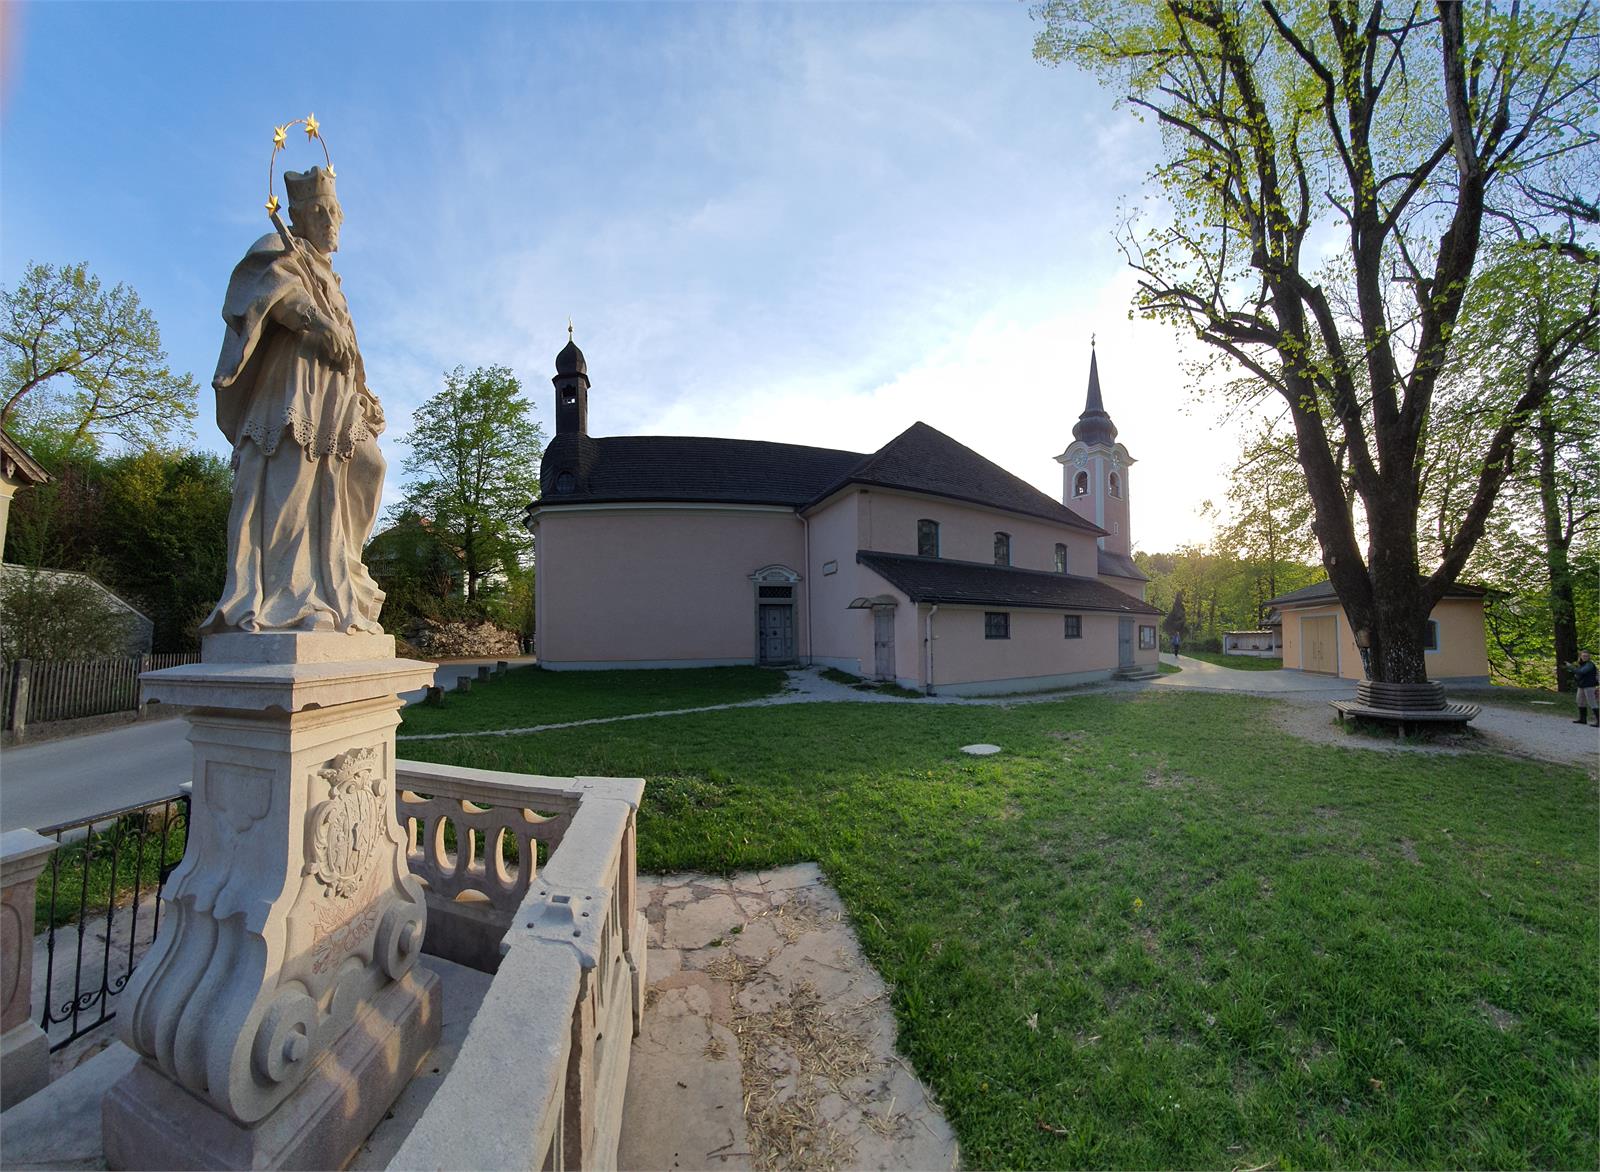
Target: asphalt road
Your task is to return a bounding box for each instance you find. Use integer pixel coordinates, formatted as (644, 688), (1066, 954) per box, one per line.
(0, 657), (535, 832)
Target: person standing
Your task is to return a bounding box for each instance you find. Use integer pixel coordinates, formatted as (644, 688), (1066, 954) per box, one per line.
(1574, 650), (1598, 726)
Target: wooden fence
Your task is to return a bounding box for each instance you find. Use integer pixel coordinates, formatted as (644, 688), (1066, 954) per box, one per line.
(2, 653), (200, 736)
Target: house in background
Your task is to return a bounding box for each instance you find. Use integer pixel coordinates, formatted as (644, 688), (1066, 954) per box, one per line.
(0, 429), (50, 557)
(527, 337), (1161, 694)
(1266, 580), (1489, 682)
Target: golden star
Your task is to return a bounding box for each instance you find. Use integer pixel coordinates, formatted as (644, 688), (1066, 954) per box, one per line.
(265, 194), (280, 215)
(304, 113), (320, 139)
(272, 124), (288, 149)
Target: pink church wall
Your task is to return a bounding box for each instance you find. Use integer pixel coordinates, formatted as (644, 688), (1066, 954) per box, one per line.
(924, 606), (1157, 694)
(802, 493), (876, 674)
(532, 507), (805, 666)
(845, 488), (1101, 575)
(801, 488), (1153, 692)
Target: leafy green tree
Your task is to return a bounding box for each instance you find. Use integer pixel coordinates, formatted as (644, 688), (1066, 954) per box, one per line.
(1163, 590), (1187, 643)
(2, 261), (198, 452)
(1422, 246), (1600, 689)
(1035, 1), (1599, 683)
(1210, 425), (1322, 625)
(394, 365), (544, 602)
(4, 446), (231, 651)
(364, 509), (463, 636)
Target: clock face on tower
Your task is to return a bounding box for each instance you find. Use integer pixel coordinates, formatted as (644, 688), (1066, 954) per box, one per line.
(1073, 450), (1088, 469)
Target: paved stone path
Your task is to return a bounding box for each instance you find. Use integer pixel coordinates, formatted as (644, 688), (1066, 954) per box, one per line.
(619, 864), (958, 1172)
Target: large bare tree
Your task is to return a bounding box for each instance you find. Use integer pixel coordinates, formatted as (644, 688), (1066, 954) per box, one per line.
(1035, 1), (1598, 682)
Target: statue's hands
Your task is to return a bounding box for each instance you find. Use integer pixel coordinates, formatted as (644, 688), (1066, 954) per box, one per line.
(309, 317), (357, 372)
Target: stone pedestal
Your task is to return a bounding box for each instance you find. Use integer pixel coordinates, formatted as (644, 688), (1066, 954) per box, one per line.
(2, 828), (58, 1109)
(102, 634), (439, 1170)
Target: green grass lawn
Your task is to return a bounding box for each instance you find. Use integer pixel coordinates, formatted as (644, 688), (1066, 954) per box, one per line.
(400, 689), (1597, 1169)
(34, 807), (189, 932)
(1181, 649), (1285, 671)
(397, 664), (787, 735)
(1451, 682), (1572, 712)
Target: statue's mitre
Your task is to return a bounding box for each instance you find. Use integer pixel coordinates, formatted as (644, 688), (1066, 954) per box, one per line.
(284, 166), (337, 207)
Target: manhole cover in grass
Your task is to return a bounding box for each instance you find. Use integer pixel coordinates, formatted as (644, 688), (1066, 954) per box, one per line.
(961, 743), (1002, 756)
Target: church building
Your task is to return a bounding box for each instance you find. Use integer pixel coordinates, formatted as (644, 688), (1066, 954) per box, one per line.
(526, 336), (1161, 695)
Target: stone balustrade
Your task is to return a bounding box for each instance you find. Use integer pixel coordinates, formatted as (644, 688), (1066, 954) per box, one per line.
(389, 762), (646, 1172)
(396, 763), (579, 972)
(1, 829), (58, 1108)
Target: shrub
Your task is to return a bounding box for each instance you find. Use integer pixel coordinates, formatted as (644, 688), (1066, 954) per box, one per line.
(0, 566), (136, 660)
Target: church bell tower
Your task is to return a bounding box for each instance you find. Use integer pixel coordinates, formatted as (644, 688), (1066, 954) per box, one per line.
(1055, 343), (1134, 558)
(553, 324), (589, 437)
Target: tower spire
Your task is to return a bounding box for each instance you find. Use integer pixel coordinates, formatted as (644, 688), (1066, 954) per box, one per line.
(1072, 344), (1116, 445)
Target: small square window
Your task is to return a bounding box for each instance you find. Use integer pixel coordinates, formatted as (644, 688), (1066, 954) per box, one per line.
(1064, 615), (1082, 639)
(985, 612), (1010, 640)
(1138, 625), (1157, 650)
(1423, 619), (1439, 651)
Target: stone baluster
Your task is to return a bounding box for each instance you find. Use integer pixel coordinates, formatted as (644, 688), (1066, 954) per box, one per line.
(1, 828), (58, 1108)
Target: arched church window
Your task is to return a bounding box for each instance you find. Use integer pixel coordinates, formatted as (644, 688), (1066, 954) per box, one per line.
(1073, 471), (1089, 497)
(1054, 543), (1068, 574)
(994, 532), (1011, 566)
(917, 519), (940, 558)
(1108, 472), (1121, 498)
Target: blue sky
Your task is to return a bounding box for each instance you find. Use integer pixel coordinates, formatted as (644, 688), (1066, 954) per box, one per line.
(1, 0), (1255, 551)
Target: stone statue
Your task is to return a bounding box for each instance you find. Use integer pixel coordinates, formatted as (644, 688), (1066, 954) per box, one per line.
(104, 132), (439, 1172)
(202, 165), (387, 635)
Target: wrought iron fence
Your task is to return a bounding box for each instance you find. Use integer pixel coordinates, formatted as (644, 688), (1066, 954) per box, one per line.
(35, 791), (191, 1051)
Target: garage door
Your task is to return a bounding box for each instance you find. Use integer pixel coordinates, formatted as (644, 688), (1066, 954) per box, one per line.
(1301, 616), (1338, 675)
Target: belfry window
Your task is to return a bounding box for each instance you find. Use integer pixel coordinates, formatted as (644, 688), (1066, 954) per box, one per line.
(1108, 472), (1121, 498)
(1073, 471), (1089, 497)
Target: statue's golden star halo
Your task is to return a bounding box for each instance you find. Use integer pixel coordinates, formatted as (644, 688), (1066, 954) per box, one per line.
(264, 114), (335, 221)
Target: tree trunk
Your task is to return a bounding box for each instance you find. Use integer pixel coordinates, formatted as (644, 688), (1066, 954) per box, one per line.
(1345, 487), (1433, 685)
(1536, 408), (1578, 692)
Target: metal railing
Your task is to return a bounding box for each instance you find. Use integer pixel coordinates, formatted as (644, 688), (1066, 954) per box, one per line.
(35, 792), (190, 1051)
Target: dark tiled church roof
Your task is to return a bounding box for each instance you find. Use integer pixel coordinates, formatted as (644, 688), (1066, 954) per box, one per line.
(857, 551), (1161, 615)
(1096, 549), (1147, 581)
(538, 433), (867, 508)
(812, 422), (1103, 532)
(537, 421), (1106, 536)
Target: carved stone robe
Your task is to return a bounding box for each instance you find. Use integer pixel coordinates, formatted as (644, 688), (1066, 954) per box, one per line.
(202, 233), (386, 634)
